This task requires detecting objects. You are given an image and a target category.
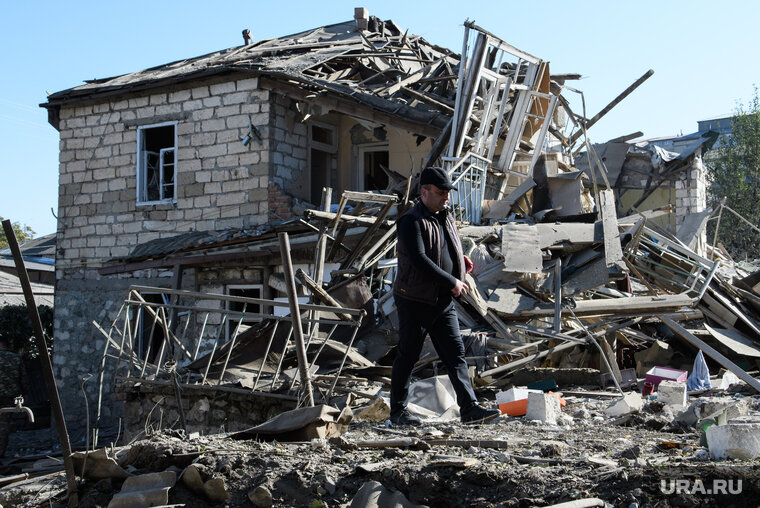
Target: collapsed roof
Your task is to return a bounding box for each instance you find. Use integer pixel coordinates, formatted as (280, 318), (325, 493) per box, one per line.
(42, 17), (459, 136)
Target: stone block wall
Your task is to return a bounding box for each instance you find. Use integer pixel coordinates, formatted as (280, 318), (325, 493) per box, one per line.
(55, 76), (271, 277)
(269, 94), (310, 203)
(114, 381), (295, 443)
(675, 151), (708, 255)
(52, 76), (288, 434)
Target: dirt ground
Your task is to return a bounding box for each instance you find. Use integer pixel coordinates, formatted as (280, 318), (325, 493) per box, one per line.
(1, 388), (759, 508)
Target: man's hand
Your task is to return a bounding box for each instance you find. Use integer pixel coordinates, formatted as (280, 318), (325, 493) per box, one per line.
(452, 279), (469, 297)
(464, 255), (473, 274)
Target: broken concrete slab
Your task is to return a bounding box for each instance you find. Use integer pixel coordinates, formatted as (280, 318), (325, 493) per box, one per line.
(605, 393), (644, 418)
(706, 420), (760, 460)
(71, 448), (130, 480)
(657, 380), (687, 408)
(230, 404), (352, 441)
(674, 396), (751, 428)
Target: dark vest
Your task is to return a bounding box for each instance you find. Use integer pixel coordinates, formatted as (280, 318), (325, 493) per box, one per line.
(394, 200), (465, 305)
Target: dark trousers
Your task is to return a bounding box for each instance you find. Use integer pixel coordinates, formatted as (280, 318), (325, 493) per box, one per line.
(390, 297), (477, 416)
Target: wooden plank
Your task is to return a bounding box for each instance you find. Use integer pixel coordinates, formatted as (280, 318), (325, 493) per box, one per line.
(599, 189), (625, 272)
(295, 269), (354, 322)
(704, 324), (760, 358)
(518, 293), (695, 318)
(341, 201), (396, 269)
(480, 340), (577, 378)
(461, 273), (488, 316)
(705, 286), (760, 338)
(340, 191), (398, 204)
(661, 316), (760, 393)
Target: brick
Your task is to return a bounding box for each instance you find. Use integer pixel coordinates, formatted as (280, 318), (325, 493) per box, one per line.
(216, 105), (240, 117)
(236, 77), (259, 91)
(95, 147), (112, 158)
(128, 97), (150, 108)
(217, 154), (239, 167)
(191, 86), (210, 99)
(241, 103), (261, 114)
(75, 105), (93, 116)
(198, 144), (227, 158)
(216, 130), (240, 143)
(201, 119), (225, 132)
(156, 104), (182, 115)
(191, 133), (216, 146)
(210, 82), (235, 95)
(204, 182), (222, 194)
(202, 96), (222, 108)
(223, 92), (249, 105)
(169, 90), (191, 103)
(136, 106), (157, 119)
(218, 191), (245, 206)
(221, 115), (247, 130)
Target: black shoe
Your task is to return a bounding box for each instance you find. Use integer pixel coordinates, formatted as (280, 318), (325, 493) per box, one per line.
(461, 404), (500, 424)
(390, 409), (422, 426)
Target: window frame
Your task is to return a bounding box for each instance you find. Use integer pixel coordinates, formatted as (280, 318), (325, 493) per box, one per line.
(308, 120), (338, 203)
(357, 142), (389, 191)
(225, 283), (265, 341)
(136, 121), (178, 206)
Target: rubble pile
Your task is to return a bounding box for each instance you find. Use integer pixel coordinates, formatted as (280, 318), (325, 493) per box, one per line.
(3, 15), (760, 508)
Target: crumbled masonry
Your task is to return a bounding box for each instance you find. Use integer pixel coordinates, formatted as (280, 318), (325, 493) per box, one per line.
(6, 8), (760, 507)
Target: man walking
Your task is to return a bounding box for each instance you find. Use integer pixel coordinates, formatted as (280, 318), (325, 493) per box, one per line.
(390, 166), (500, 425)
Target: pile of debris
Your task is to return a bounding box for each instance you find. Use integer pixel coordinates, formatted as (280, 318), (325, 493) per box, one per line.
(86, 22), (759, 434)
(4, 15), (760, 507)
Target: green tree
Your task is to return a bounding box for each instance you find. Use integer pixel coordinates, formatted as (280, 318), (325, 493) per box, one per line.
(707, 88), (760, 260)
(0, 217), (35, 249)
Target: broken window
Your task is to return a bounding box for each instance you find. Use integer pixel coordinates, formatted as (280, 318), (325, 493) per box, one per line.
(359, 145), (389, 192)
(309, 122), (337, 203)
(226, 284), (263, 340)
(137, 122), (177, 204)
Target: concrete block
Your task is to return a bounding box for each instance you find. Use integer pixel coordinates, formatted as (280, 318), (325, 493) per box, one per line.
(605, 392), (643, 418)
(674, 396), (750, 427)
(657, 380), (687, 407)
(706, 420), (760, 460)
(526, 392), (561, 424)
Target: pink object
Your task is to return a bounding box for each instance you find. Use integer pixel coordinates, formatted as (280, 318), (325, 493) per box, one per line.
(645, 366), (687, 389)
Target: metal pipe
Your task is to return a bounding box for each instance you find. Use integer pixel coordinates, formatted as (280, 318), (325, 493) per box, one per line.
(278, 232), (314, 406)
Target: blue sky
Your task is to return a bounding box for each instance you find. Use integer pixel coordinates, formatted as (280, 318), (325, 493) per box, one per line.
(1, 0), (758, 237)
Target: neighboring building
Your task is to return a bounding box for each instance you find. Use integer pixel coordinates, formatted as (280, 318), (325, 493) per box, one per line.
(576, 129), (717, 254)
(0, 233), (56, 285)
(698, 114), (733, 149)
(41, 13), (457, 431)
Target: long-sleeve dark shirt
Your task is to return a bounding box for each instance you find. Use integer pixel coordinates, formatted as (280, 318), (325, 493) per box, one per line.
(397, 208), (459, 303)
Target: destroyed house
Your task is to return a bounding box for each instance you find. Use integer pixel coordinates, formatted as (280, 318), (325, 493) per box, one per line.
(42, 11), (702, 438)
(39, 13), (476, 431)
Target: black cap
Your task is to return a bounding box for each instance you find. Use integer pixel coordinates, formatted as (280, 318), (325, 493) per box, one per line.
(419, 166), (456, 191)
